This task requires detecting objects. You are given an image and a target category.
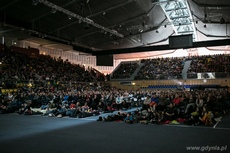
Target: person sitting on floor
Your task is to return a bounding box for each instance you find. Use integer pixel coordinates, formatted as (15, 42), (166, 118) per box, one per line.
(124, 112), (134, 124)
(200, 107), (213, 126)
(185, 106), (201, 125)
(136, 108), (149, 124)
(165, 103), (176, 121)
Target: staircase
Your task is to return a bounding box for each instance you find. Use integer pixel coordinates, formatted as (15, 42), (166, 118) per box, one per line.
(110, 62), (142, 81)
(130, 62), (144, 80)
(182, 60), (192, 79)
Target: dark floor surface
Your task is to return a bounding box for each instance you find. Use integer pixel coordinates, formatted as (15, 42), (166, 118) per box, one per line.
(0, 113), (230, 153)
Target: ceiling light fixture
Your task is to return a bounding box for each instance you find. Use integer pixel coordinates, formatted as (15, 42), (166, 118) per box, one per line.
(220, 18), (225, 24)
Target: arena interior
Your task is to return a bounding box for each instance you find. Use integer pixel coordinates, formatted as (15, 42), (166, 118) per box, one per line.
(0, 0), (230, 153)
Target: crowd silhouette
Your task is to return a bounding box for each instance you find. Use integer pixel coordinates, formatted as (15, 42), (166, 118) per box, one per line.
(0, 46), (230, 127)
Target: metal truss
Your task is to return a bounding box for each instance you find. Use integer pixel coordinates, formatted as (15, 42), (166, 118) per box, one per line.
(36, 0), (124, 38)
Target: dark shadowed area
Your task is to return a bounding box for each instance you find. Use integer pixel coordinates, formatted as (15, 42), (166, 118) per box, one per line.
(0, 114), (230, 153)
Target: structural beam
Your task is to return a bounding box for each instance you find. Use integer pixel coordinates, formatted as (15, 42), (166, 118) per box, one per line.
(92, 38), (230, 55)
(36, 0), (124, 38)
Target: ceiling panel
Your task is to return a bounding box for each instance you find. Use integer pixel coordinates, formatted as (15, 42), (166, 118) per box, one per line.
(0, 0), (229, 59)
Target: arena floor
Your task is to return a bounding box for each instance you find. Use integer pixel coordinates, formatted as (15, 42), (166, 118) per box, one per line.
(0, 112), (230, 153)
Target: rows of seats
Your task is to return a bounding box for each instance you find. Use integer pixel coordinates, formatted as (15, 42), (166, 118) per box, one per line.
(0, 47), (105, 89)
(146, 85), (178, 89)
(188, 54), (230, 73)
(111, 62), (138, 79)
(135, 57), (184, 80)
(141, 84), (221, 90)
(112, 54), (230, 80)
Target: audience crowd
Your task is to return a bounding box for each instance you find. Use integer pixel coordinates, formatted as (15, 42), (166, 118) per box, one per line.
(188, 54), (230, 73)
(0, 47), (230, 127)
(111, 55), (230, 80)
(111, 62), (138, 79)
(99, 89), (229, 126)
(134, 57), (184, 80)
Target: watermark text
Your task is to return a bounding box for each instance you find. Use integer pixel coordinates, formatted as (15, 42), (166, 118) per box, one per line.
(186, 145), (227, 152)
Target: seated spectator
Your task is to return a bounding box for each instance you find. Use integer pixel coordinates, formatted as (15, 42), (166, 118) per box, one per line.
(98, 111), (126, 122)
(165, 103), (176, 121)
(136, 109), (149, 124)
(200, 107), (213, 126)
(18, 102), (33, 115)
(97, 101), (105, 112)
(65, 102), (77, 117)
(185, 107), (201, 125)
(185, 95), (195, 114)
(172, 94), (181, 106)
(143, 95), (151, 110)
(124, 112), (134, 124)
(43, 107), (53, 116)
(148, 110), (166, 124)
(111, 62), (138, 79)
(54, 105), (67, 118)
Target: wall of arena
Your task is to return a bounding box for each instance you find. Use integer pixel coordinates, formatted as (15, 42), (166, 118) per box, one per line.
(109, 78), (230, 90)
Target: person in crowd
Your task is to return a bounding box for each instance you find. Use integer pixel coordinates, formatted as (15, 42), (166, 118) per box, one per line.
(199, 106), (213, 126)
(143, 95), (151, 110)
(124, 112), (134, 124)
(185, 106), (201, 125)
(165, 103), (176, 121)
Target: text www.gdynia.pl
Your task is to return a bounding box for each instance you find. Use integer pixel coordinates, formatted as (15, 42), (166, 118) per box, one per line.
(186, 145), (227, 152)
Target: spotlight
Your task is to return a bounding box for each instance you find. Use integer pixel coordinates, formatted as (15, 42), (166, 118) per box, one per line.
(164, 25), (167, 28)
(142, 21), (145, 27)
(195, 20), (198, 24)
(204, 13), (207, 18)
(68, 16), (72, 20)
(156, 30), (159, 33)
(220, 18), (225, 24)
(204, 24), (206, 28)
